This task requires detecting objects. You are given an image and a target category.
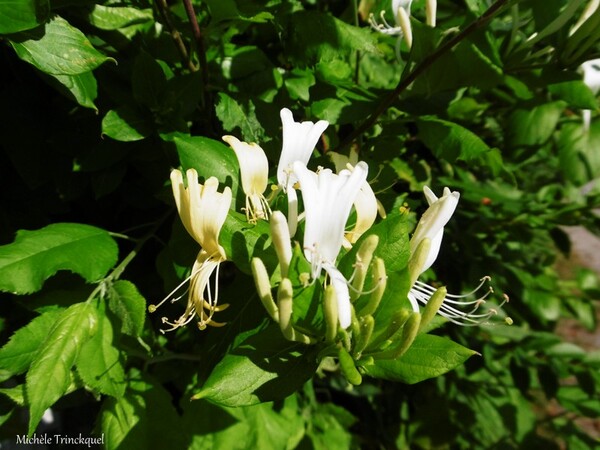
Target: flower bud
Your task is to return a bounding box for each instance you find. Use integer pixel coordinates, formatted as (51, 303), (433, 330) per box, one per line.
(351, 235), (379, 301)
(419, 286), (446, 332)
(270, 211), (292, 278)
(353, 315), (375, 358)
(251, 258), (278, 322)
(324, 285), (339, 343)
(338, 347), (362, 385)
(358, 257), (387, 317)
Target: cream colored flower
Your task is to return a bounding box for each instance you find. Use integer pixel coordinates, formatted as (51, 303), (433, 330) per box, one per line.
(407, 186), (508, 326)
(223, 135), (271, 223)
(150, 169), (232, 331)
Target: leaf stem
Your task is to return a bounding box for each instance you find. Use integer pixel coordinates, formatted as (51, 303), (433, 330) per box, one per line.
(335, 0), (512, 152)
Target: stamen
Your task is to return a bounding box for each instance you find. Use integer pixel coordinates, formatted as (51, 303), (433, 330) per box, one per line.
(149, 267), (202, 312)
(409, 277), (509, 327)
(157, 254), (226, 333)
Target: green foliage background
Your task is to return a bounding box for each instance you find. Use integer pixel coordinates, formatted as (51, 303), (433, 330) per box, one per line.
(1, 0), (600, 448)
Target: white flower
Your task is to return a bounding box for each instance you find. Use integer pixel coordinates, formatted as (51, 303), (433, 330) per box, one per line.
(581, 58), (600, 131)
(582, 59), (600, 94)
(277, 108), (329, 236)
(328, 151), (380, 246)
(293, 161), (369, 329)
(150, 169), (232, 331)
(407, 186), (507, 326)
(369, 0), (414, 51)
(409, 186), (460, 276)
(222, 135), (271, 223)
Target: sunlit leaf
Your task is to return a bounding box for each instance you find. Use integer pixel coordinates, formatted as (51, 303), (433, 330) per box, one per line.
(0, 223), (118, 294)
(26, 302), (98, 434)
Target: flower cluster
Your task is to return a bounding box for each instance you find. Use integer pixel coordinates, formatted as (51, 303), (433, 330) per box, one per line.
(151, 107), (508, 349)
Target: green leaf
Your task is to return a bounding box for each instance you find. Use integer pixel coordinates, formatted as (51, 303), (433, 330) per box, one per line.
(507, 101), (565, 148)
(233, 398), (305, 449)
(26, 302), (98, 434)
(88, 5), (153, 30)
(172, 134), (241, 209)
(108, 280), (146, 338)
(287, 245), (324, 335)
(132, 51), (167, 109)
(558, 122), (600, 185)
(0, 309), (63, 376)
(340, 210), (411, 275)
(215, 93), (265, 143)
(50, 71), (98, 110)
(182, 400), (246, 450)
(285, 68), (316, 102)
(10, 16), (112, 75)
(409, 23), (503, 94)
(102, 107), (153, 142)
(548, 80), (599, 110)
(0, 223), (118, 294)
(285, 11), (379, 66)
(219, 211), (273, 273)
(362, 334), (477, 384)
(416, 116), (491, 162)
(0, 0), (49, 34)
(194, 325), (319, 407)
(100, 374), (188, 450)
(0, 385), (25, 406)
(77, 301), (125, 398)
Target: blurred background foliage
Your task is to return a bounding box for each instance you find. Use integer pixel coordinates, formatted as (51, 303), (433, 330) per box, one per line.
(1, 0), (600, 448)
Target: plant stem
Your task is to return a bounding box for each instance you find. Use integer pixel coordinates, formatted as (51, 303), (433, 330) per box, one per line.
(86, 210), (173, 303)
(335, 0), (512, 152)
(154, 0), (197, 72)
(181, 0), (211, 111)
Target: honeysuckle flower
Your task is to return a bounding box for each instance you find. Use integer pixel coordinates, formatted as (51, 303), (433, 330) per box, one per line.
(407, 186), (508, 326)
(409, 186), (460, 276)
(580, 58), (600, 131)
(328, 151), (379, 246)
(278, 108), (329, 236)
(149, 169), (232, 332)
(293, 161), (369, 329)
(369, 0), (414, 53)
(222, 135), (271, 223)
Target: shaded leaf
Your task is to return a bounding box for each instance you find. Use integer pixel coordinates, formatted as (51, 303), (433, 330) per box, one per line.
(194, 325), (319, 407)
(0, 0), (49, 34)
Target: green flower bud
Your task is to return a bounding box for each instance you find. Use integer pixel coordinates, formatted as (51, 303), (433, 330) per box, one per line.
(358, 257), (387, 317)
(324, 285), (339, 343)
(353, 315), (375, 358)
(251, 258), (278, 322)
(351, 234), (379, 301)
(419, 286), (446, 332)
(338, 347), (362, 385)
